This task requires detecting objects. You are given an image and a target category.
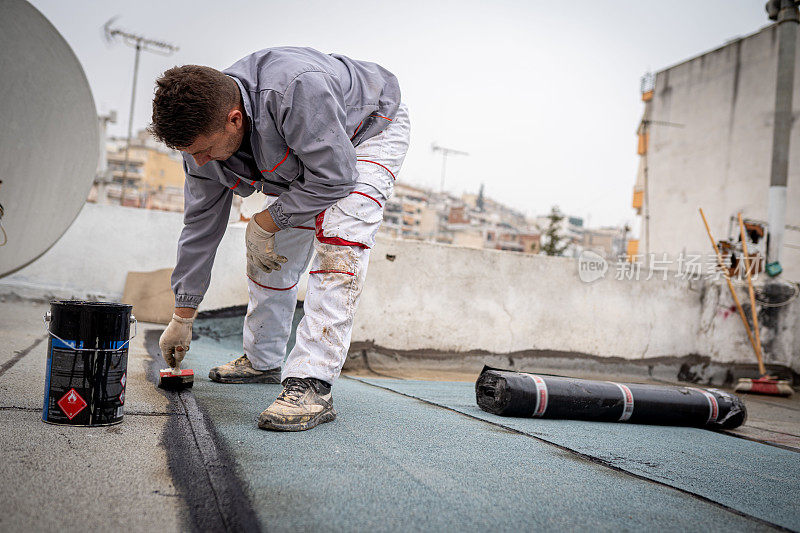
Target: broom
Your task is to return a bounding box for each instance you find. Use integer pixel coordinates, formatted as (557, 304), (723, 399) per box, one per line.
(733, 212), (792, 396)
(698, 209), (792, 396)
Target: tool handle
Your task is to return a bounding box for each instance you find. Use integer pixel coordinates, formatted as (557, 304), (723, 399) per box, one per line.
(698, 208), (760, 365)
(737, 213), (767, 376)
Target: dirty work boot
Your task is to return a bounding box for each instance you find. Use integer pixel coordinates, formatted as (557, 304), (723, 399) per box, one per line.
(208, 355), (281, 384)
(258, 377), (336, 431)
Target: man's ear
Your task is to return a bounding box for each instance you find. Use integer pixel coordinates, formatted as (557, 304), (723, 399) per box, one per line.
(227, 108), (243, 130)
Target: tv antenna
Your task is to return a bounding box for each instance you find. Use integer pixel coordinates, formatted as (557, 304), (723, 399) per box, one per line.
(104, 18), (178, 205)
(431, 143), (468, 193)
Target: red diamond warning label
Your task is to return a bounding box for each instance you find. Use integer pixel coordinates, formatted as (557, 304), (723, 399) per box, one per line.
(57, 388), (87, 420)
(119, 390), (125, 405)
(120, 372), (126, 388)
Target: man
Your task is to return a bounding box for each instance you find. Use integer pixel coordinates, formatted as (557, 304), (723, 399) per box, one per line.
(150, 47), (410, 431)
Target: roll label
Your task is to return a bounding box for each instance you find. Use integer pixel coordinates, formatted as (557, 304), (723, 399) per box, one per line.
(528, 375), (548, 417)
(695, 389), (719, 423)
(610, 382), (634, 422)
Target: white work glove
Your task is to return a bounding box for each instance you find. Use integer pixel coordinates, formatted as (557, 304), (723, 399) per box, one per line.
(245, 217), (287, 278)
(159, 313), (194, 368)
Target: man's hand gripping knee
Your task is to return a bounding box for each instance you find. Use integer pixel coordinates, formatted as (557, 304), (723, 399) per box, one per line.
(246, 215), (288, 277)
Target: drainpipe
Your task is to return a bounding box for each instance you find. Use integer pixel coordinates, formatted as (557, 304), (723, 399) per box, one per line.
(766, 0), (799, 276)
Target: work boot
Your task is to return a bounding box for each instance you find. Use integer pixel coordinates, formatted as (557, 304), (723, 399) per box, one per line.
(208, 355), (281, 384)
(258, 377), (336, 431)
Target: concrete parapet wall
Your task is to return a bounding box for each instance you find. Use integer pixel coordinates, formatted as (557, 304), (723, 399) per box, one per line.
(2, 204), (797, 375)
(356, 237), (800, 375)
(0, 204), (251, 311)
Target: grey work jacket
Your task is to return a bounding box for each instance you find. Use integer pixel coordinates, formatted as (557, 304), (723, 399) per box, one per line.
(171, 47), (401, 308)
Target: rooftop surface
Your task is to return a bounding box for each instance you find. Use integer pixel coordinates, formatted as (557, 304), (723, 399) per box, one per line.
(1, 298), (799, 532)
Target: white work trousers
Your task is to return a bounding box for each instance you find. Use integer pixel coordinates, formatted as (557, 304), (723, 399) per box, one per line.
(243, 104), (410, 384)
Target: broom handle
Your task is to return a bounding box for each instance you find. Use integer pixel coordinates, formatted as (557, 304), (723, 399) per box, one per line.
(698, 208), (761, 364)
(737, 213), (767, 376)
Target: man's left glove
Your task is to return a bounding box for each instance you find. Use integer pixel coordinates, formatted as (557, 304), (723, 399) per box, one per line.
(245, 217), (288, 277)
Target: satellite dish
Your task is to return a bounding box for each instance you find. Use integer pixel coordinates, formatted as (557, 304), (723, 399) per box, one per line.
(0, 0), (99, 278)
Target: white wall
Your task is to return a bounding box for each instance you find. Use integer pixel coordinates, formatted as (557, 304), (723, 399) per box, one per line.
(358, 237), (799, 372)
(646, 25), (800, 280)
(3, 204), (797, 372)
(0, 204), (251, 311)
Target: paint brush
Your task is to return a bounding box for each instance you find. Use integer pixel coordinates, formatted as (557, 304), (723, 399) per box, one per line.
(158, 362), (194, 390)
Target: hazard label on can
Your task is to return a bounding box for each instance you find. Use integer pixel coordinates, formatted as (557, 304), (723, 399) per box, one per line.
(57, 388), (87, 420)
(119, 390), (125, 405)
(120, 372), (126, 388)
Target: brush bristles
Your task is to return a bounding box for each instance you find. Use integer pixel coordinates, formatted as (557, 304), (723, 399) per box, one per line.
(734, 378), (793, 397)
(158, 369), (194, 390)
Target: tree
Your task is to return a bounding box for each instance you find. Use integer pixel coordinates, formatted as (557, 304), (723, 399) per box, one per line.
(541, 206), (569, 256)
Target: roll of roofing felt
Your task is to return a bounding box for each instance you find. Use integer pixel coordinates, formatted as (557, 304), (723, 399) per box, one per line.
(475, 367), (746, 430)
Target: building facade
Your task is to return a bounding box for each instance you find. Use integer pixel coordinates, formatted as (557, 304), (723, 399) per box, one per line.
(632, 23), (800, 279)
(89, 130), (185, 211)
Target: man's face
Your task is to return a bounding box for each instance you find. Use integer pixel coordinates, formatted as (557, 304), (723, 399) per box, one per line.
(180, 110), (245, 167)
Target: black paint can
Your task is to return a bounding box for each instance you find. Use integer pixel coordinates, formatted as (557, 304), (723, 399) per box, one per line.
(42, 300), (135, 426)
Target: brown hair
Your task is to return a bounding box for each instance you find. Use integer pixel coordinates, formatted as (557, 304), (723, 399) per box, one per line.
(148, 65), (238, 149)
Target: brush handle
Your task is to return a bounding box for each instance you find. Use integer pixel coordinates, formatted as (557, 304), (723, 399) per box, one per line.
(738, 213), (767, 376)
(698, 208), (760, 363)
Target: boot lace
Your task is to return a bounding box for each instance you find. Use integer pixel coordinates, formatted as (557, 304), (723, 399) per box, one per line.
(278, 378), (310, 403)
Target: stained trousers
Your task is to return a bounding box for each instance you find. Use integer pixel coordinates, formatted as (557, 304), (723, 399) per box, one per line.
(243, 104), (410, 384)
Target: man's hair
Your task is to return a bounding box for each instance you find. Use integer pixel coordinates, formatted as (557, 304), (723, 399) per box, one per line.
(148, 65), (239, 149)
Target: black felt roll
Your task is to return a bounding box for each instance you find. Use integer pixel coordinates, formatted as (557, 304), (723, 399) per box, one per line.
(475, 367), (746, 430)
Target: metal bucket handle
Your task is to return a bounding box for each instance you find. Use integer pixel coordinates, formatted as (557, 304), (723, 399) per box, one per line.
(43, 311), (137, 352)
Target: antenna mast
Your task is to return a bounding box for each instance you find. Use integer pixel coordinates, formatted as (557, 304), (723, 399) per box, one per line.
(431, 143), (468, 193)
(104, 18), (179, 206)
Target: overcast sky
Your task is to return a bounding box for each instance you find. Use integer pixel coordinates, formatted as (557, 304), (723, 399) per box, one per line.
(30, 0), (771, 229)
